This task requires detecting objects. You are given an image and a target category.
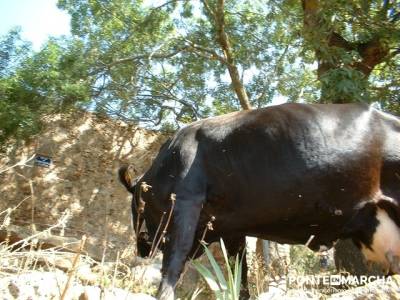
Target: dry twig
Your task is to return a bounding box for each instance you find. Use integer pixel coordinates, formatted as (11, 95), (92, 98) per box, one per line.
(149, 193), (176, 259)
(0, 154), (35, 174)
(60, 235), (87, 300)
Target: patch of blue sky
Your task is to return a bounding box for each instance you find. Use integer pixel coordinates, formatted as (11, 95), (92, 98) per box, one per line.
(0, 0), (71, 51)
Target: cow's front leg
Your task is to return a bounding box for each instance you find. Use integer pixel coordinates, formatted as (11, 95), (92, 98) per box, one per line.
(157, 199), (203, 300)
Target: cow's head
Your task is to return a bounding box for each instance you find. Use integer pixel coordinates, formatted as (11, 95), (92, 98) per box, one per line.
(119, 165), (152, 257)
(349, 196), (400, 273)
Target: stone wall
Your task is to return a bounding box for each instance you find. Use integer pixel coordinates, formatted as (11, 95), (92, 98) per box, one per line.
(0, 112), (169, 263)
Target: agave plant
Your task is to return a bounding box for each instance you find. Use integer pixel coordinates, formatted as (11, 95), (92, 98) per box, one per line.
(192, 239), (243, 300)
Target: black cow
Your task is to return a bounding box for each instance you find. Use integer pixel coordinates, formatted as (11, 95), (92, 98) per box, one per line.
(119, 103), (400, 300)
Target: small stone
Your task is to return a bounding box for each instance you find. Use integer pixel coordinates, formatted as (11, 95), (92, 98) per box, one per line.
(8, 281), (19, 298)
(131, 263), (162, 285)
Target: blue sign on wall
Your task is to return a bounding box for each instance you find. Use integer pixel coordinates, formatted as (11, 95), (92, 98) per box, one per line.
(35, 155), (52, 168)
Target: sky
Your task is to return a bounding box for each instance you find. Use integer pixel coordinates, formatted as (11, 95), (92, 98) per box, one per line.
(0, 0), (71, 50)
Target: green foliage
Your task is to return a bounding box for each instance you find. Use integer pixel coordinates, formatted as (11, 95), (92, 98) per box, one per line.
(301, 0), (400, 105)
(57, 0), (182, 125)
(1, 1), (399, 146)
(290, 245), (322, 275)
(370, 53), (400, 114)
(290, 245), (335, 275)
(319, 68), (370, 103)
(0, 28), (31, 76)
(55, 0), (399, 123)
(55, 0), (317, 125)
(192, 240), (243, 300)
(0, 30), (91, 146)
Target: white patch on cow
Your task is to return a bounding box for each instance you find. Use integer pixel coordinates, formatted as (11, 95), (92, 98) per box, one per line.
(361, 208), (400, 268)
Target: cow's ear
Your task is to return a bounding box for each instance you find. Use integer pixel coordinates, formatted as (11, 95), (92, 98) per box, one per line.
(377, 197), (400, 228)
(118, 165), (136, 192)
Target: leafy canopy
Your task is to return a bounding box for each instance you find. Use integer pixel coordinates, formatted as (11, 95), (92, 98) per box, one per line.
(1, 0), (399, 146)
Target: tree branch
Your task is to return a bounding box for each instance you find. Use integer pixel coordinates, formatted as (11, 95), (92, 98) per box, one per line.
(212, 0), (252, 110)
(183, 39), (227, 63)
(108, 46), (188, 67)
(0, 154), (35, 174)
(150, 0), (181, 11)
(201, 0), (217, 22)
(302, 0), (390, 78)
(327, 32), (355, 51)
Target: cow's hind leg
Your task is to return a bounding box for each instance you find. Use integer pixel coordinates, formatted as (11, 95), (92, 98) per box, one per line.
(157, 191), (204, 300)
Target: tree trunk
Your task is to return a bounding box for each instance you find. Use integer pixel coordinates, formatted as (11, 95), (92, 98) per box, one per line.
(202, 0), (252, 110)
(225, 64), (252, 110)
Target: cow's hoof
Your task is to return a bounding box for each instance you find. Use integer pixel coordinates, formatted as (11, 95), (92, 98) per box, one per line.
(156, 282), (174, 300)
(386, 251), (400, 274)
(239, 289), (250, 300)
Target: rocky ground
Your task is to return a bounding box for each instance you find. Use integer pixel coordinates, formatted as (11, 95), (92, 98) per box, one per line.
(0, 271), (156, 300)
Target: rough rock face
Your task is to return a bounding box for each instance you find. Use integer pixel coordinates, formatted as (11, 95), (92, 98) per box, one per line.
(0, 112), (169, 263)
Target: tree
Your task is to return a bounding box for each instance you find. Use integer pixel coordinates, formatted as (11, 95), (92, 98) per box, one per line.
(0, 29), (36, 145)
(0, 29), (91, 147)
(57, 0), (189, 126)
(302, 0), (400, 105)
(2, 0), (399, 144)
(57, 0), (317, 127)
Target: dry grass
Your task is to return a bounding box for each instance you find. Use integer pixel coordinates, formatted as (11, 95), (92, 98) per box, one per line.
(0, 203), (162, 298)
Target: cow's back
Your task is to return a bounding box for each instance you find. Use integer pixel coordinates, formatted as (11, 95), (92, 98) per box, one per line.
(193, 103), (390, 242)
